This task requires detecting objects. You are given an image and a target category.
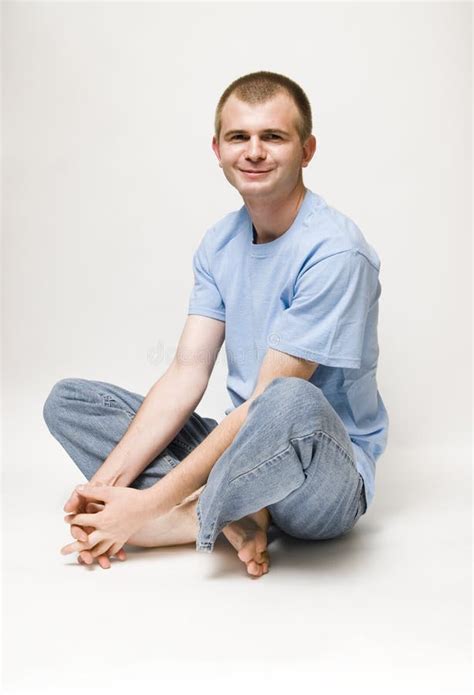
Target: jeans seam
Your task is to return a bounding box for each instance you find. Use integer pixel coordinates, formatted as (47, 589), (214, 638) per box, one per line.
(197, 430), (357, 550)
(316, 431), (355, 467)
(164, 453), (179, 467)
(195, 500), (215, 552)
(173, 437), (194, 453)
(228, 429), (355, 486)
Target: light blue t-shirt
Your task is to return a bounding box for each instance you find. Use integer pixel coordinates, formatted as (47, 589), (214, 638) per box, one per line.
(187, 187), (389, 508)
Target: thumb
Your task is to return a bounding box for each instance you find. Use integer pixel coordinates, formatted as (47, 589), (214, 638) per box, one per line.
(64, 489), (81, 513)
(75, 484), (112, 502)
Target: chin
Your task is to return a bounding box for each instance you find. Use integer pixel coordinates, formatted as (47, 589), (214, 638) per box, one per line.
(224, 171), (278, 198)
(236, 178), (275, 193)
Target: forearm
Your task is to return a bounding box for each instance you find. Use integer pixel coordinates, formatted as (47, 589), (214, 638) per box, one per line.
(141, 400), (252, 516)
(90, 362), (208, 488)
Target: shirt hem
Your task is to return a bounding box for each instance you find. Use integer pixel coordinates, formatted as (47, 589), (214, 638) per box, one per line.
(270, 342), (362, 369)
(188, 307), (226, 322)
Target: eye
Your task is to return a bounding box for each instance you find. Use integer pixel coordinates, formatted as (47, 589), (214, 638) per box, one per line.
(230, 133), (281, 141)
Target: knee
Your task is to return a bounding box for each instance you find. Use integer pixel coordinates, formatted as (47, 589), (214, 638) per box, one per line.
(265, 376), (351, 442)
(262, 376), (323, 409)
(249, 376), (325, 430)
(42, 378), (82, 431)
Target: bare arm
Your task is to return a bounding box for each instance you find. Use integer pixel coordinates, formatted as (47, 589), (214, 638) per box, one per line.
(142, 347), (318, 516)
(64, 315), (224, 567)
(64, 347), (318, 564)
(89, 315), (225, 488)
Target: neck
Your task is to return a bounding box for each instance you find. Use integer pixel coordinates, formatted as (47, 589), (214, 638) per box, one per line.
(244, 181), (307, 244)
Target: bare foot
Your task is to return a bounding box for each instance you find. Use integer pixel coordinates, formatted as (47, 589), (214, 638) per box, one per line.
(222, 508), (272, 578)
(126, 489), (272, 580)
(127, 495), (200, 548)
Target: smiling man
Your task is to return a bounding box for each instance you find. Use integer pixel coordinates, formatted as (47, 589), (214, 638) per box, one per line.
(43, 71), (389, 578)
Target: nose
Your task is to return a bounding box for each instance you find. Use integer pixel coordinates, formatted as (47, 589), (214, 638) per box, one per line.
(244, 136), (267, 162)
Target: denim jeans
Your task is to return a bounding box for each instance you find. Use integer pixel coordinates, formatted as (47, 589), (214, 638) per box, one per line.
(43, 376), (367, 553)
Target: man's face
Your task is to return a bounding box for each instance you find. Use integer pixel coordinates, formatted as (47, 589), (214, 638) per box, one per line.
(212, 91), (315, 200)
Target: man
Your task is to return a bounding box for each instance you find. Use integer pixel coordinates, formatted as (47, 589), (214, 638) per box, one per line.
(43, 71), (389, 579)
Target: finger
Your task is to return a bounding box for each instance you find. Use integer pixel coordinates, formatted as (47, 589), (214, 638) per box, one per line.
(86, 502), (105, 513)
(71, 524), (89, 543)
(64, 530), (111, 556)
(64, 512), (101, 527)
(72, 524), (95, 541)
(89, 539), (113, 558)
(79, 550), (94, 564)
(78, 551), (109, 569)
(110, 542), (124, 557)
(116, 548), (127, 561)
(97, 555), (111, 569)
(65, 481), (106, 513)
(63, 489), (80, 513)
(87, 546), (117, 567)
(75, 484), (111, 502)
(61, 539), (91, 555)
(70, 524), (95, 543)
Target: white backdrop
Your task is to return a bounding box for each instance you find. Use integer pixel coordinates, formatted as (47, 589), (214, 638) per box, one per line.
(2, 2), (472, 694)
(3, 1), (472, 451)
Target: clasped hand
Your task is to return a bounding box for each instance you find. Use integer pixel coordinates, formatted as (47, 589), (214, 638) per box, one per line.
(61, 484), (154, 566)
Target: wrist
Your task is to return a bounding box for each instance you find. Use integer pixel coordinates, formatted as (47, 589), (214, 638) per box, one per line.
(90, 476), (117, 486)
(141, 484), (169, 520)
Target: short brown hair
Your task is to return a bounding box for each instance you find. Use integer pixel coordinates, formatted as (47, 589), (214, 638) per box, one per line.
(214, 71), (313, 146)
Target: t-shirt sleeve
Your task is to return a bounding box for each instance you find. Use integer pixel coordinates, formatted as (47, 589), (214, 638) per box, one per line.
(268, 250), (377, 369)
(187, 232), (225, 322)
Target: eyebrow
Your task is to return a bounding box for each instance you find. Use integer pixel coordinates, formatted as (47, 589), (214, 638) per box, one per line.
(223, 128), (291, 138)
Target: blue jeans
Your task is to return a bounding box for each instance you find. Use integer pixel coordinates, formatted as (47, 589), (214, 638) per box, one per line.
(43, 376), (367, 553)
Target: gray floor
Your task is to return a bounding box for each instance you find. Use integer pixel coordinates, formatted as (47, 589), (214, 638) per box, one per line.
(3, 440), (471, 694)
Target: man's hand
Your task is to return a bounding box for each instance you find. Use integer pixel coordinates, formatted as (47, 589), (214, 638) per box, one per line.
(63, 485), (127, 569)
(61, 484), (155, 559)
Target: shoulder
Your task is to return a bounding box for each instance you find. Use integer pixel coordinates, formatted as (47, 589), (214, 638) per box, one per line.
(304, 192), (381, 272)
(200, 206), (247, 258)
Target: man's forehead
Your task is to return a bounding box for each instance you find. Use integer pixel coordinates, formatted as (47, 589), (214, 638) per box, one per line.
(221, 93), (298, 133)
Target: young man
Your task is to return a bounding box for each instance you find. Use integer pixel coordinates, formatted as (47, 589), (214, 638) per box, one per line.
(43, 71), (389, 579)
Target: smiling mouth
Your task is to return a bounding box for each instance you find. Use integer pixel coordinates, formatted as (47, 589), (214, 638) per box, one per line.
(240, 169), (272, 175)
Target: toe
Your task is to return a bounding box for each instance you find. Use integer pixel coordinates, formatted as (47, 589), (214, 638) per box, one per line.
(247, 560), (262, 576)
(255, 535), (268, 556)
(238, 542), (257, 564)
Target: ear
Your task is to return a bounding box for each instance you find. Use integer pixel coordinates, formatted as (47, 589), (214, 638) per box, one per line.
(212, 136), (223, 167)
(302, 134), (317, 168)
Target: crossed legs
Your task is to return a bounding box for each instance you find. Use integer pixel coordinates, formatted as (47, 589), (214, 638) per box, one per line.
(44, 376), (364, 578)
